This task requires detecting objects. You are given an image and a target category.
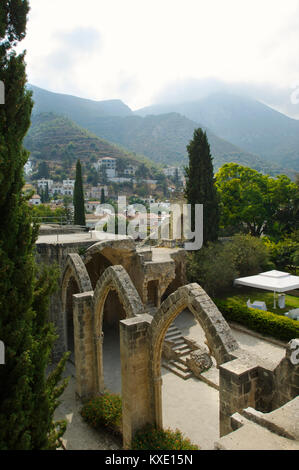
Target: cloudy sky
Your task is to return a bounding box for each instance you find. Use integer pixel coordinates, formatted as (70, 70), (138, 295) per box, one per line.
(19, 0), (299, 115)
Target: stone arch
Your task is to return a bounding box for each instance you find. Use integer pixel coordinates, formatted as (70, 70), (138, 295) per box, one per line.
(61, 253), (92, 312)
(61, 254), (92, 352)
(84, 238), (136, 289)
(92, 264), (144, 392)
(149, 283), (239, 427)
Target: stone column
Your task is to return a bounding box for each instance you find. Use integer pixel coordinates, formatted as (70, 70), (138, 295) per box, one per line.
(272, 339), (299, 409)
(120, 314), (154, 449)
(219, 358), (260, 437)
(73, 291), (96, 400)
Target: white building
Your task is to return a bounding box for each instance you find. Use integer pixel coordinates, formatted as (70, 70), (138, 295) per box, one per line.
(51, 179), (75, 197)
(63, 179), (75, 188)
(124, 166), (137, 176)
(108, 177), (132, 183)
(95, 157), (117, 178)
(85, 201), (102, 213)
(37, 179), (54, 191)
(85, 185), (108, 200)
(24, 160), (33, 176)
(99, 157), (116, 169)
(29, 194), (41, 206)
(163, 167), (185, 181)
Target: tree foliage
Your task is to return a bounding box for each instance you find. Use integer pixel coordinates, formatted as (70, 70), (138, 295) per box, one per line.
(216, 163), (298, 238)
(0, 1), (68, 449)
(73, 159), (86, 225)
(184, 128), (219, 245)
(187, 234), (271, 297)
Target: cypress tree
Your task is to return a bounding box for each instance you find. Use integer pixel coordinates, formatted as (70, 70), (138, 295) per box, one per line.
(44, 182), (49, 202)
(73, 159), (86, 225)
(100, 187), (106, 204)
(184, 128), (219, 245)
(0, 1), (68, 449)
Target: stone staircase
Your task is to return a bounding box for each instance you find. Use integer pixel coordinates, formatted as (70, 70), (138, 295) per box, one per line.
(144, 306), (194, 380)
(162, 324), (193, 380)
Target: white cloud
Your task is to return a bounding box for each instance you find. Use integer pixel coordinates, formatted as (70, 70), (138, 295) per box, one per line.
(18, 0), (299, 111)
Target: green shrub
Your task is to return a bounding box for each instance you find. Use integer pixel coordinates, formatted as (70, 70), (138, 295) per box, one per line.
(80, 392), (122, 435)
(131, 425), (199, 450)
(187, 234), (271, 298)
(215, 298), (299, 342)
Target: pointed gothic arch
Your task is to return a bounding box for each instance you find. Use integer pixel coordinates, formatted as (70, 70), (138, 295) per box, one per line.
(149, 283), (239, 427)
(92, 265), (144, 391)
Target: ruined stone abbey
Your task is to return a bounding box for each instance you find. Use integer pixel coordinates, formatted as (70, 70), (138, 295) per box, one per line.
(36, 234), (299, 449)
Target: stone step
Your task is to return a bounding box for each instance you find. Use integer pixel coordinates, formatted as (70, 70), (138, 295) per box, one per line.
(170, 361), (190, 373)
(165, 333), (184, 342)
(165, 327), (179, 333)
(173, 343), (192, 353)
(162, 360), (193, 380)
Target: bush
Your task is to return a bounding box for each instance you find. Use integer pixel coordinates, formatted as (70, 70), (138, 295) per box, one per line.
(80, 393), (122, 435)
(214, 298), (299, 342)
(187, 242), (238, 297)
(226, 234), (272, 277)
(132, 425), (199, 450)
(187, 234), (272, 297)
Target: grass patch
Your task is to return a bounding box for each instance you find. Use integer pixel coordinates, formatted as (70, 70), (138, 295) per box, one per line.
(218, 287), (299, 316)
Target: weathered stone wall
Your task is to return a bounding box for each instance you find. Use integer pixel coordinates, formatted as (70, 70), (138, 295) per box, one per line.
(36, 238), (182, 360)
(36, 241), (95, 360)
(272, 340), (299, 410)
(219, 341), (299, 437)
(36, 237), (298, 450)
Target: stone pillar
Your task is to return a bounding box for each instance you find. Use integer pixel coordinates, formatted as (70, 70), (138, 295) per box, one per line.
(50, 289), (66, 361)
(272, 339), (299, 409)
(219, 358), (260, 437)
(73, 291), (96, 400)
(120, 314), (154, 449)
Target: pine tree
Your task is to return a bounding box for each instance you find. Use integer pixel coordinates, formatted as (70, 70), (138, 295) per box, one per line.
(184, 128), (219, 245)
(0, 1), (68, 450)
(73, 159), (86, 225)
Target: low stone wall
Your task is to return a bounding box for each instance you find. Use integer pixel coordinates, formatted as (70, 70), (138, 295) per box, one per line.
(39, 224), (89, 235)
(219, 341), (299, 437)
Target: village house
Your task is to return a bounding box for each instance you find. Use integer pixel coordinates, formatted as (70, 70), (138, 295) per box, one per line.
(29, 194), (41, 206)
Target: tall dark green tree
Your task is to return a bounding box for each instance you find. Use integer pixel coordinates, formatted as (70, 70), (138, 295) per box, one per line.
(44, 182), (49, 202)
(0, 1), (68, 450)
(99, 165), (108, 185)
(73, 159), (86, 225)
(184, 128), (219, 245)
(36, 161), (50, 179)
(100, 187), (106, 204)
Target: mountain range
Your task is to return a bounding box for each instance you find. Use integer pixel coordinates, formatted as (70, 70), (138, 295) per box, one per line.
(136, 93), (299, 172)
(24, 112), (152, 169)
(27, 85), (299, 175)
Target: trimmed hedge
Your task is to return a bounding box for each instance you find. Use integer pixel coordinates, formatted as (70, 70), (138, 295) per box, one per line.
(214, 298), (299, 342)
(132, 425), (199, 450)
(80, 392), (122, 436)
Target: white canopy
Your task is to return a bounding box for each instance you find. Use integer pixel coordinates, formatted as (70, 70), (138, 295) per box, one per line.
(234, 270), (299, 293)
(234, 270), (299, 308)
